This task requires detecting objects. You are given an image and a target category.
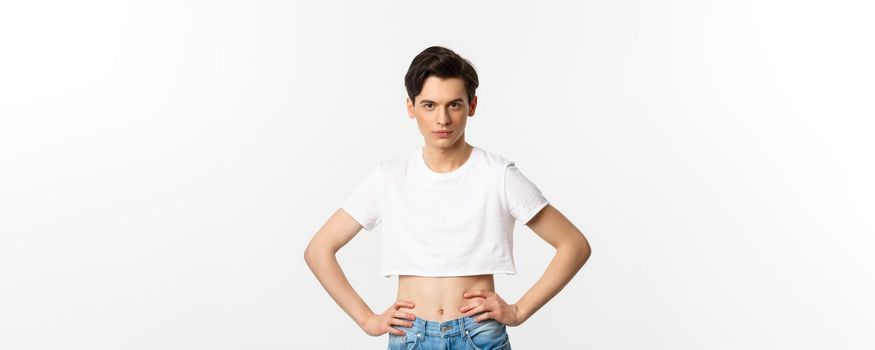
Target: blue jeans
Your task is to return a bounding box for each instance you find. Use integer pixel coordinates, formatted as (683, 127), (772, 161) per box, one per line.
(388, 313), (511, 350)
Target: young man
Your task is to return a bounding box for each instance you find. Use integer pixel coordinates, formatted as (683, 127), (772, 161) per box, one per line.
(304, 46), (591, 350)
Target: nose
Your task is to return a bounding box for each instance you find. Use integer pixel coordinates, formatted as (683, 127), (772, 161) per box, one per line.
(436, 108), (451, 125)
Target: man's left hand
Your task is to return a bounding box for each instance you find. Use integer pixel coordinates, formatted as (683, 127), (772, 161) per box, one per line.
(459, 289), (524, 327)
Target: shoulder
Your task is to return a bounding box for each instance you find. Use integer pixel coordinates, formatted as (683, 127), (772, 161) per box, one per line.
(377, 149), (414, 171)
(362, 149), (416, 181)
(478, 147), (541, 187)
(473, 145), (515, 169)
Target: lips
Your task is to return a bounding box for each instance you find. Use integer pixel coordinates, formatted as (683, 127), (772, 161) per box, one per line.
(433, 130), (453, 138)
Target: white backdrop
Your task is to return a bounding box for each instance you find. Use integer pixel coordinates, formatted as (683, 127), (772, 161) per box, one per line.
(1, 1), (872, 349)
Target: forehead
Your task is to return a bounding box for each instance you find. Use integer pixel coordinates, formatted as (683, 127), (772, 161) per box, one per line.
(417, 76), (467, 102)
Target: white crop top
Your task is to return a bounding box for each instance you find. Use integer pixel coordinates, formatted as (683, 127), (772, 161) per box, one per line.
(341, 145), (550, 278)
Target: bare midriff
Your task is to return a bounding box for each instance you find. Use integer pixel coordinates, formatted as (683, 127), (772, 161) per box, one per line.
(396, 274), (495, 322)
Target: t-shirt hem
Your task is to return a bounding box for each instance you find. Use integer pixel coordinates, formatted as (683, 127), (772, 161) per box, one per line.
(381, 270), (517, 278)
(518, 200), (550, 225)
(341, 205), (376, 231)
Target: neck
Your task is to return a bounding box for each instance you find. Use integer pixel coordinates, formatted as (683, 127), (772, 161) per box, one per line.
(422, 139), (472, 173)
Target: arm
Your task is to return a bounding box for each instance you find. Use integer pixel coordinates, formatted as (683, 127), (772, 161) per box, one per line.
(303, 208), (416, 336)
(303, 208), (375, 328)
(512, 204), (591, 323)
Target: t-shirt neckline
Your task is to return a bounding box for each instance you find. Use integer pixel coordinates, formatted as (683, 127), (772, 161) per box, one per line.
(415, 145), (480, 180)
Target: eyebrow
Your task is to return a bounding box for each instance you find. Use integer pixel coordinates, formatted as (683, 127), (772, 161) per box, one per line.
(420, 98), (465, 105)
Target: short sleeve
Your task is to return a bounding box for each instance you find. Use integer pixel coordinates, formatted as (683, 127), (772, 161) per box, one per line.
(341, 163), (382, 231)
(504, 162), (549, 225)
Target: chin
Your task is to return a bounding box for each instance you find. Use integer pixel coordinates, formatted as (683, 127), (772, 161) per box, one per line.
(434, 138), (461, 147)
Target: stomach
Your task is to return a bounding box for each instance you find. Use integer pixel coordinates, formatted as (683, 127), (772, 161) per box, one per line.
(396, 274), (494, 322)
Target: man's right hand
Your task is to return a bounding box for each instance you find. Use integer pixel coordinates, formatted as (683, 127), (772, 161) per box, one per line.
(361, 300), (417, 337)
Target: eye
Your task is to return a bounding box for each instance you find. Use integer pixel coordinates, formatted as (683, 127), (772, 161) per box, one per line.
(424, 103), (433, 109)
(450, 102), (459, 108)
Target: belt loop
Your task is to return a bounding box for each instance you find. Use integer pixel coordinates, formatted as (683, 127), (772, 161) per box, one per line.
(421, 319), (427, 338)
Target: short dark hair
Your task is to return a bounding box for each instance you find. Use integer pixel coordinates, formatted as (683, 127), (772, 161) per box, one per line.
(404, 46), (479, 105)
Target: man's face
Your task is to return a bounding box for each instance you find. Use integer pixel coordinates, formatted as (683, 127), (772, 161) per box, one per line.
(406, 76), (478, 149)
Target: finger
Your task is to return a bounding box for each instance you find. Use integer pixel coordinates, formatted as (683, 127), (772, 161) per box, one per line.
(464, 305), (487, 317)
(459, 302), (479, 313)
(463, 290), (490, 298)
(394, 310), (416, 321)
(474, 311), (492, 323)
(394, 300), (415, 309)
(387, 326), (406, 336)
(390, 317), (414, 327)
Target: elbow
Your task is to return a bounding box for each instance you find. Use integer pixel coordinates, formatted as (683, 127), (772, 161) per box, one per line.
(303, 242), (326, 267)
(579, 240), (591, 265)
(303, 245), (313, 264)
(303, 245), (314, 267)
(570, 233), (591, 266)
(555, 232), (591, 266)
(304, 240), (338, 269)
(580, 234), (592, 265)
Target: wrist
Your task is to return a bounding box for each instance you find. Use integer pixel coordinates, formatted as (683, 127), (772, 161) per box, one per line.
(355, 310), (375, 329)
(513, 303), (529, 323)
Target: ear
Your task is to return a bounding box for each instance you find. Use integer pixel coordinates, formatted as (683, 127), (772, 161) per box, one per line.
(406, 97), (415, 118)
(467, 95), (477, 117)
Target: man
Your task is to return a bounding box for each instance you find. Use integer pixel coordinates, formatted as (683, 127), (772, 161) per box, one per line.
(304, 45), (591, 350)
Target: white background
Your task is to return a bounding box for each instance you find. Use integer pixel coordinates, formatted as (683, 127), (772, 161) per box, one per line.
(1, 1), (873, 349)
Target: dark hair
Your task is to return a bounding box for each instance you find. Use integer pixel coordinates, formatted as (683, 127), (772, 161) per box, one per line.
(404, 46), (479, 105)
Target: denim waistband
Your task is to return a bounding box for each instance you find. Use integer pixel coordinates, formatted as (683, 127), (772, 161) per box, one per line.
(402, 312), (486, 338)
